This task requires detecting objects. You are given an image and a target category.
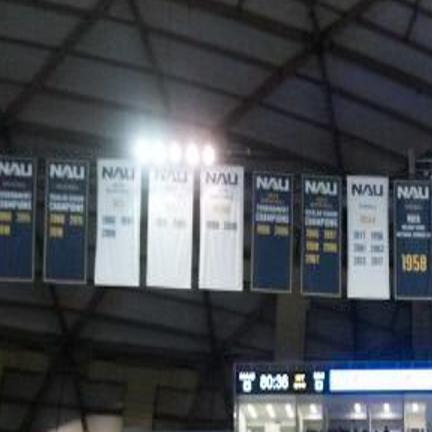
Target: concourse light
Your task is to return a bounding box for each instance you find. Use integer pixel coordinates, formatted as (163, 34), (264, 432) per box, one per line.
(285, 403), (294, 418)
(132, 138), (149, 165)
(247, 404), (257, 419)
(310, 404), (318, 414)
(412, 403), (419, 413)
(168, 141), (183, 164)
(185, 143), (200, 166)
(202, 144), (216, 166)
(266, 403), (275, 419)
(383, 403), (390, 414)
(150, 142), (168, 165)
(354, 403), (362, 414)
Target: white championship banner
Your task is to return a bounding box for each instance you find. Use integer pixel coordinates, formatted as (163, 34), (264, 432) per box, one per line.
(94, 160), (142, 287)
(199, 166), (244, 291)
(146, 167), (194, 289)
(347, 176), (390, 299)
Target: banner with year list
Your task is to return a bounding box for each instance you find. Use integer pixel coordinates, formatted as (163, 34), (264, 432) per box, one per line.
(146, 167), (194, 289)
(199, 166), (244, 291)
(94, 160), (142, 287)
(394, 180), (432, 300)
(347, 176), (390, 299)
(43, 160), (89, 284)
(251, 173), (292, 292)
(0, 157), (35, 282)
(301, 175), (341, 297)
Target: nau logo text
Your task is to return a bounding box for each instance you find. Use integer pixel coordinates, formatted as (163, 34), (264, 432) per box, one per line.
(205, 171), (238, 186)
(102, 166), (135, 180)
(0, 160), (32, 177)
(50, 163), (85, 180)
(305, 179), (337, 196)
(155, 169), (188, 183)
(351, 183), (384, 197)
(256, 175), (289, 192)
(397, 185), (429, 200)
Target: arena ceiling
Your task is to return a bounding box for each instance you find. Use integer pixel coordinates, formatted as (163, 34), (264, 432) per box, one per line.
(0, 0), (431, 428)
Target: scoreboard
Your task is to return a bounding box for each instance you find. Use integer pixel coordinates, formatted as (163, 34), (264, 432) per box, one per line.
(235, 363), (432, 396)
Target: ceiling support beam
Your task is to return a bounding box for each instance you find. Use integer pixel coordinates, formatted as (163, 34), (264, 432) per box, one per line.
(404, 0), (421, 41)
(2, 0), (115, 125)
(127, 0), (171, 111)
(217, 0), (381, 129)
(307, 0), (344, 171)
(18, 288), (105, 432)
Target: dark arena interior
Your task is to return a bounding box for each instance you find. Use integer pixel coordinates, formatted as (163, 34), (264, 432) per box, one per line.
(2, 1), (432, 432)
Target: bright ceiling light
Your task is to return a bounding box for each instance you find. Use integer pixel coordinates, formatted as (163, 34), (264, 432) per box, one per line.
(310, 404), (318, 414)
(132, 138), (149, 165)
(354, 403), (362, 414)
(266, 403), (275, 419)
(150, 143), (168, 165)
(202, 144), (216, 166)
(285, 403), (294, 418)
(247, 404), (257, 419)
(383, 403), (390, 413)
(185, 143), (200, 166)
(412, 403), (419, 413)
(168, 142), (183, 164)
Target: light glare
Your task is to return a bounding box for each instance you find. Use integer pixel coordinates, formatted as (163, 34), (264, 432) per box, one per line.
(412, 403), (419, 413)
(168, 142), (183, 164)
(133, 138), (149, 164)
(310, 404), (317, 414)
(247, 404), (257, 419)
(383, 403), (390, 413)
(202, 144), (216, 166)
(354, 403), (361, 414)
(266, 403), (275, 419)
(285, 403), (294, 418)
(151, 143), (167, 165)
(185, 143), (200, 166)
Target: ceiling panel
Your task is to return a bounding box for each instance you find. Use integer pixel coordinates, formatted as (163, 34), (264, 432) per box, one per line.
(362, 0), (411, 35)
(326, 55), (432, 128)
(49, 57), (163, 111)
(137, 0), (301, 65)
(0, 82), (20, 109)
(233, 107), (335, 165)
(0, 2), (77, 46)
(0, 42), (48, 81)
(77, 20), (151, 67)
(151, 37), (268, 95)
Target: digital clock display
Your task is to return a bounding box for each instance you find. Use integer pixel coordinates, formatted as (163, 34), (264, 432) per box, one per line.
(236, 366), (328, 395)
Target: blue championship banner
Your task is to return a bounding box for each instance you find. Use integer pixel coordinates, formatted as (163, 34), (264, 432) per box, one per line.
(394, 180), (432, 300)
(43, 160), (89, 284)
(251, 173), (293, 292)
(301, 175), (341, 297)
(0, 157), (36, 282)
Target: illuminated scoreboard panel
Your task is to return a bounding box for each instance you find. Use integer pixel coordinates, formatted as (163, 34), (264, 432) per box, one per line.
(236, 368), (328, 395)
(235, 364), (432, 396)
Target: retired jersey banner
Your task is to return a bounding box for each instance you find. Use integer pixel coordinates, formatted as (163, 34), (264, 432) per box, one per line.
(146, 167), (194, 289)
(43, 160), (89, 284)
(301, 176), (341, 297)
(0, 157), (35, 282)
(251, 173), (292, 292)
(347, 176), (390, 299)
(394, 180), (432, 300)
(95, 160), (142, 287)
(199, 166), (244, 291)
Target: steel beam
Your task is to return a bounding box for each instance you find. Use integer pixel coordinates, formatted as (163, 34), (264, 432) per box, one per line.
(3, 0), (115, 125)
(217, 0), (381, 128)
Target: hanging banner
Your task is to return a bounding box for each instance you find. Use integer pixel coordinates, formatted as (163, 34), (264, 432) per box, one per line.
(43, 160), (89, 284)
(199, 166), (244, 291)
(394, 180), (432, 300)
(301, 175), (341, 297)
(251, 173), (292, 292)
(146, 167), (194, 289)
(347, 176), (390, 299)
(94, 160), (142, 287)
(0, 157), (35, 282)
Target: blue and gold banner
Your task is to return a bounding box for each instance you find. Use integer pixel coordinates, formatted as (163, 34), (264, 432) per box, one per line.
(251, 173), (293, 292)
(0, 157), (36, 282)
(301, 175), (341, 297)
(44, 160), (89, 284)
(394, 180), (432, 300)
